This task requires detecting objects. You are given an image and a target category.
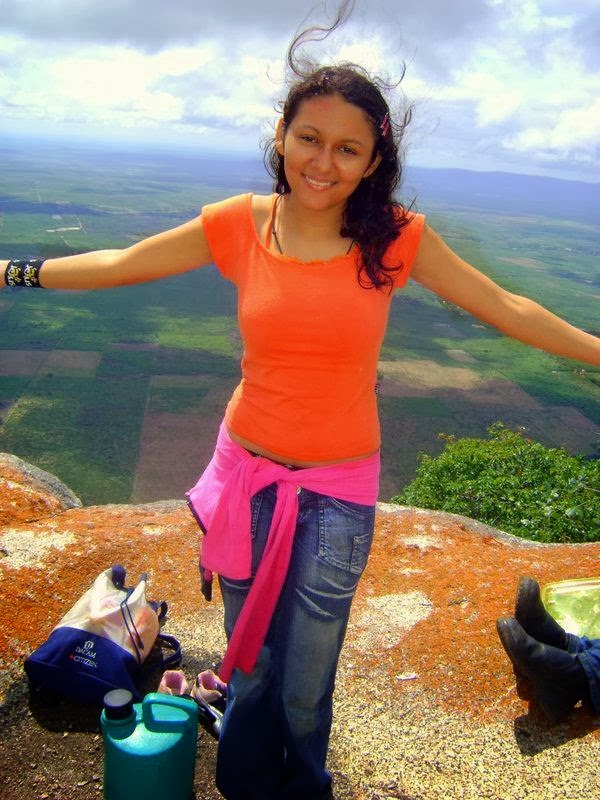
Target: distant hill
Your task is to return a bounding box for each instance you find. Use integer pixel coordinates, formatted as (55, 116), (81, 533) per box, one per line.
(403, 166), (600, 225)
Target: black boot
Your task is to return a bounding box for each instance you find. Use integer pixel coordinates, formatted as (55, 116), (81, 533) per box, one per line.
(496, 617), (589, 722)
(514, 577), (568, 650)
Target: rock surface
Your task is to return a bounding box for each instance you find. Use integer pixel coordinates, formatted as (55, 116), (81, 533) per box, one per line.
(0, 453), (598, 799)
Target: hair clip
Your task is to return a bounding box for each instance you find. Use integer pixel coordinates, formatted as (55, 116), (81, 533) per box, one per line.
(379, 113), (390, 138)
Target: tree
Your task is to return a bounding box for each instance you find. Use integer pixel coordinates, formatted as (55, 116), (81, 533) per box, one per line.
(393, 423), (599, 543)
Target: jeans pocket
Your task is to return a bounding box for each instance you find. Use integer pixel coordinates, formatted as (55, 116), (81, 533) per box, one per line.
(317, 495), (375, 576)
(249, 490), (263, 540)
(249, 484), (279, 573)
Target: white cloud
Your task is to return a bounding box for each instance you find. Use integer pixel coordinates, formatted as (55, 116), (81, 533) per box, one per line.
(399, 0), (599, 178)
(505, 100), (600, 157)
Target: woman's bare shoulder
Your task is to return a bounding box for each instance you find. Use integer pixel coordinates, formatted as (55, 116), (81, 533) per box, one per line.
(251, 193), (274, 214)
(251, 193), (275, 242)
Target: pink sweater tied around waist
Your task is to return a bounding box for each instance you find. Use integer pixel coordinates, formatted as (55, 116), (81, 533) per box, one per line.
(186, 421), (380, 682)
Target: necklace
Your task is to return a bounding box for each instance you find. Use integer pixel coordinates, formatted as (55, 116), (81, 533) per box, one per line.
(270, 194), (354, 257)
(271, 194), (285, 255)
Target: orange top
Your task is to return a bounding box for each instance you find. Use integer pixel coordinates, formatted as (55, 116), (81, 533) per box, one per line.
(201, 193), (425, 462)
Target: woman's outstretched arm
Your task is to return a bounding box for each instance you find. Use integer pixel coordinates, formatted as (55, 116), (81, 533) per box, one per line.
(411, 224), (600, 366)
(1, 214), (212, 290)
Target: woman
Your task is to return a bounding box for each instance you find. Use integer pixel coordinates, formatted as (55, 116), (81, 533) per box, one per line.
(3, 14), (599, 800)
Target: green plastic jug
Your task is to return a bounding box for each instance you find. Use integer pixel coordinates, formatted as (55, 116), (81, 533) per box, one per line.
(101, 689), (199, 800)
(541, 577), (600, 640)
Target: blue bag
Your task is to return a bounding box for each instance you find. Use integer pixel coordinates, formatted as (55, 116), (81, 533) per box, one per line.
(24, 565), (181, 704)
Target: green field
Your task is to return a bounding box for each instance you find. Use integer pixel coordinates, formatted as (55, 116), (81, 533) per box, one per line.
(0, 139), (598, 503)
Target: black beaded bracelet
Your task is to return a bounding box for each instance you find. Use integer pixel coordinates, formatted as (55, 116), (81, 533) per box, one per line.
(4, 258), (45, 287)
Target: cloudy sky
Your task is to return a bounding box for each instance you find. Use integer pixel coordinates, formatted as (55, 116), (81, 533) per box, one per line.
(1, 0), (598, 181)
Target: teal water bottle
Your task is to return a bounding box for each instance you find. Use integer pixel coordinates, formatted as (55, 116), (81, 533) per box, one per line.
(101, 689), (199, 800)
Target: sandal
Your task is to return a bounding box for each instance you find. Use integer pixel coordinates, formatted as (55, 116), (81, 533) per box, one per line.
(191, 670), (227, 737)
(157, 669), (190, 696)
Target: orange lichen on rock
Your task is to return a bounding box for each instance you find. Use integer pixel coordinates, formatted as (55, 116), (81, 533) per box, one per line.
(2, 455), (600, 800)
(1, 454), (599, 737)
(0, 470), (65, 525)
(350, 506), (600, 734)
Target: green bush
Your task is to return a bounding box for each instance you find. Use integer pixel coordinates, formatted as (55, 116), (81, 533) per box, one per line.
(393, 423), (599, 543)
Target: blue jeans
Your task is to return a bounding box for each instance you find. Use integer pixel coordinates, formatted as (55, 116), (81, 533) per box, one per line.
(567, 634), (600, 716)
(215, 483), (376, 800)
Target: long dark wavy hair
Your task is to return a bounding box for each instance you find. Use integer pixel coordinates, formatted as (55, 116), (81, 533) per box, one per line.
(263, 1), (413, 292)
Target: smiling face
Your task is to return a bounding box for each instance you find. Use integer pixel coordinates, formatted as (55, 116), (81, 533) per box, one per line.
(275, 93), (381, 216)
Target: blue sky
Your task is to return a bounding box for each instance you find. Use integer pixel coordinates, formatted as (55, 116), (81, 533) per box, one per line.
(1, 0), (598, 181)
